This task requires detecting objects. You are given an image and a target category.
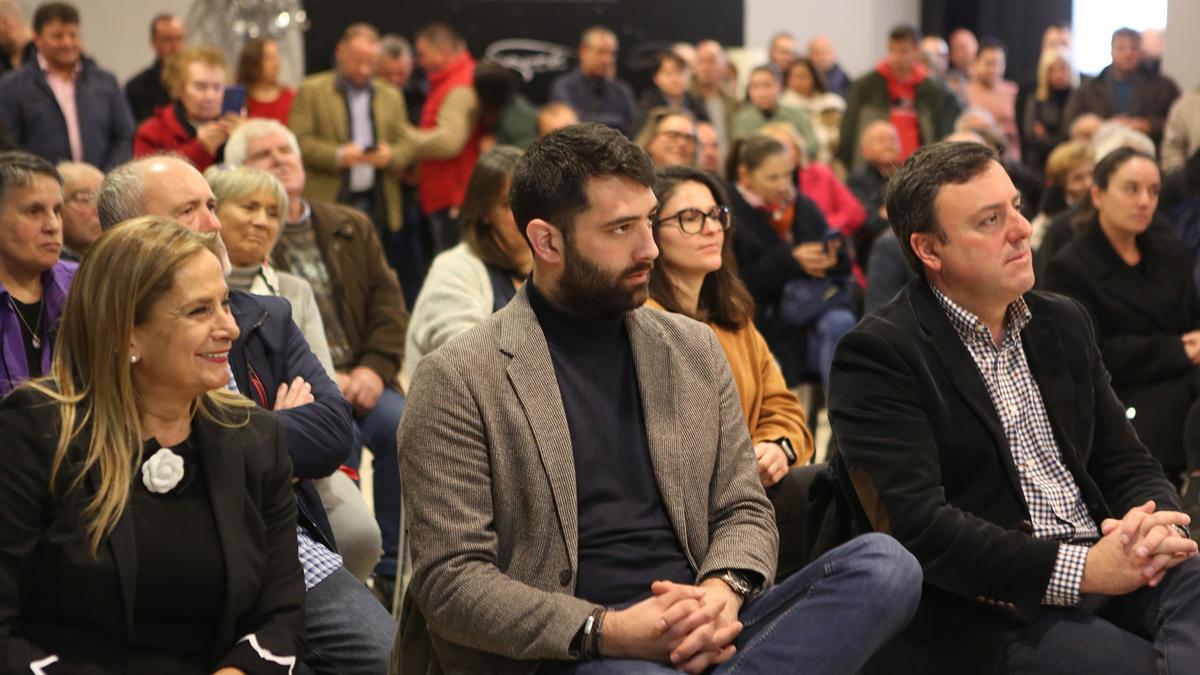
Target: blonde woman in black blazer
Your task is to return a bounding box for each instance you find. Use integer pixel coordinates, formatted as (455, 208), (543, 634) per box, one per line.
(0, 219), (304, 674)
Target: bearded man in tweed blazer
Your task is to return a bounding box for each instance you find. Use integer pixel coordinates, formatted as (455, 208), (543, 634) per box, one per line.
(394, 122), (921, 675)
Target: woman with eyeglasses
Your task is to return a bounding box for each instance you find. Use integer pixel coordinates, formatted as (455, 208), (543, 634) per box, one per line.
(648, 166), (814, 484)
(648, 165), (814, 575)
(634, 107), (699, 168)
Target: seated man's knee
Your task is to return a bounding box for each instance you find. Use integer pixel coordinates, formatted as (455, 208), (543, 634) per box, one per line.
(360, 388), (406, 451)
(818, 307), (858, 337)
(319, 473), (384, 581)
(848, 533), (923, 616)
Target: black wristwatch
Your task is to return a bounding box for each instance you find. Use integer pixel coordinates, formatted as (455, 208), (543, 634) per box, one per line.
(772, 437), (798, 464)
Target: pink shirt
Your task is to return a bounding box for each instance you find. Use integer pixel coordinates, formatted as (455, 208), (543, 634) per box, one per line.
(38, 54), (83, 162)
(966, 79), (1020, 162)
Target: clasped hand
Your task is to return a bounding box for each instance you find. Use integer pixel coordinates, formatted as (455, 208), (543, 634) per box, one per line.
(1081, 500), (1197, 595)
(603, 579), (743, 674)
(336, 366), (385, 415)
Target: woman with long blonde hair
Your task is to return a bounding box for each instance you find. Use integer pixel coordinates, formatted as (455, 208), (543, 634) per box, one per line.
(1022, 45), (1079, 172)
(0, 218), (303, 673)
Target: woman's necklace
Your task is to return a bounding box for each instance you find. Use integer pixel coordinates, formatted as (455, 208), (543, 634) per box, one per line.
(8, 295), (44, 350)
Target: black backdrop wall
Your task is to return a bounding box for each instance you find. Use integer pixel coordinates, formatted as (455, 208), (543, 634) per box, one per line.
(921, 0), (1073, 85)
(302, 0), (744, 104)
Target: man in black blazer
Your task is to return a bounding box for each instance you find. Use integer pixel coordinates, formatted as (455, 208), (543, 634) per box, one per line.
(828, 140), (1200, 673)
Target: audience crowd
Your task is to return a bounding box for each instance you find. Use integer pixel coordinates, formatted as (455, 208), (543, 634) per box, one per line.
(3, 2), (1200, 673)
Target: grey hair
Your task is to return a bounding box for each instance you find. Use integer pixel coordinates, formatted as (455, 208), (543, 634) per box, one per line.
(55, 160), (102, 183)
(0, 150), (62, 206)
(1093, 121), (1156, 162)
(224, 118), (301, 168)
(381, 33), (412, 60)
(204, 165), (289, 222)
(0, 0), (26, 21)
(97, 160), (149, 230)
(97, 154), (196, 230)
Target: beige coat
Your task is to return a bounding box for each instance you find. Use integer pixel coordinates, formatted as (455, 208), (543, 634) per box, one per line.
(395, 288), (778, 675)
(288, 71), (416, 230)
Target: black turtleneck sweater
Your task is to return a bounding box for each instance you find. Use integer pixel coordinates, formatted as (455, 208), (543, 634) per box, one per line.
(526, 282), (694, 606)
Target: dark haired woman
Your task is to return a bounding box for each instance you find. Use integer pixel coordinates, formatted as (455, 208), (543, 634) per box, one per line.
(1045, 147), (1200, 502)
(780, 57), (844, 165)
(650, 165), (813, 478)
(648, 164), (814, 575)
(731, 65), (818, 161)
(473, 60), (538, 151)
(402, 145), (531, 381)
(727, 135), (857, 390)
(237, 38), (294, 125)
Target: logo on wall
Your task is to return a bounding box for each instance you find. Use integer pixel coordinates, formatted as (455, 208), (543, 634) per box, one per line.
(483, 39), (574, 82)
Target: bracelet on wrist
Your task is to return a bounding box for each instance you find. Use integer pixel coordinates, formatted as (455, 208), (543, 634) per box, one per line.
(581, 607), (606, 660)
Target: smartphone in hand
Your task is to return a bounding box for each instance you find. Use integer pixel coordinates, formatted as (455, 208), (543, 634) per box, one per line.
(221, 84), (246, 116)
(822, 229), (843, 253)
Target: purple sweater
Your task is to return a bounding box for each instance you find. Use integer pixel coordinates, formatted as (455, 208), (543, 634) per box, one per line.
(0, 260), (76, 397)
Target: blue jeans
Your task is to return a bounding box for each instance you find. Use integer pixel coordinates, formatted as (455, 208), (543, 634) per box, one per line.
(805, 307), (857, 391)
(344, 387), (405, 577)
(542, 533), (921, 675)
(303, 566), (396, 674)
(1004, 555), (1200, 674)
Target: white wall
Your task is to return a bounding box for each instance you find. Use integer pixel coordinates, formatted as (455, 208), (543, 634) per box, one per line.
(744, 0), (921, 80)
(72, 0), (191, 82)
(58, 0), (304, 87)
(1164, 0), (1200, 91)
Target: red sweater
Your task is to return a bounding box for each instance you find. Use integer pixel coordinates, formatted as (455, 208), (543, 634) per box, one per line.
(134, 102), (216, 170)
(247, 88), (295, 125)
(876, 59), (928, 162)
(797, 162), (867, 236)
(418, 52), (482, 214)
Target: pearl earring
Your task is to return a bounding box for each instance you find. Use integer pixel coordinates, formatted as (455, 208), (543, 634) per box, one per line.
(131, 354), (139, 364)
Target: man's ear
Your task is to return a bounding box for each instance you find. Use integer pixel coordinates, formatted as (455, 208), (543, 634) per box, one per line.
(526, 218), (564, 265)
(910, 231), (943, 273)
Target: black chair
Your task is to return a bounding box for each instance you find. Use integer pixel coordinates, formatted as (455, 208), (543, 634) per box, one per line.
(768, 462), (828, 582)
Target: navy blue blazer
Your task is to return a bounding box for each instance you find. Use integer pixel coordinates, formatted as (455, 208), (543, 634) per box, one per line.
(228, 291), (356, 550)
(0, 56), (134, 170)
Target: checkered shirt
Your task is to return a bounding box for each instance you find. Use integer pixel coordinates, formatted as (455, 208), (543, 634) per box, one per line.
(296, 524), (344, 591)
(932, 286), (1099, 606)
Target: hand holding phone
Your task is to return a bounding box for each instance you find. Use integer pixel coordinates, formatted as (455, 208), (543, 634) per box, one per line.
(221, 84), (247, 116)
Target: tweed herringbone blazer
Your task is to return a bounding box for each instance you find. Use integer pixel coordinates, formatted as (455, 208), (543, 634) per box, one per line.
(395, 287), (778, 675)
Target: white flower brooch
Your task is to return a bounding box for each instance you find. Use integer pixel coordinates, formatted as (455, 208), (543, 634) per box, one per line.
(141, 447), (186, 494)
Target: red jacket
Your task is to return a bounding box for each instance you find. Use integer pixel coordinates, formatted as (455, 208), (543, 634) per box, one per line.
(133, 102), (217, 170)
(797, 162), (867, 236)
(876, 59), (928, 162)
(418, 53), (482, 214)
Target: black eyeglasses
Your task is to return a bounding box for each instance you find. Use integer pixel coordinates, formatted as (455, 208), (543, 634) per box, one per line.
(657, 206), (731, 234)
